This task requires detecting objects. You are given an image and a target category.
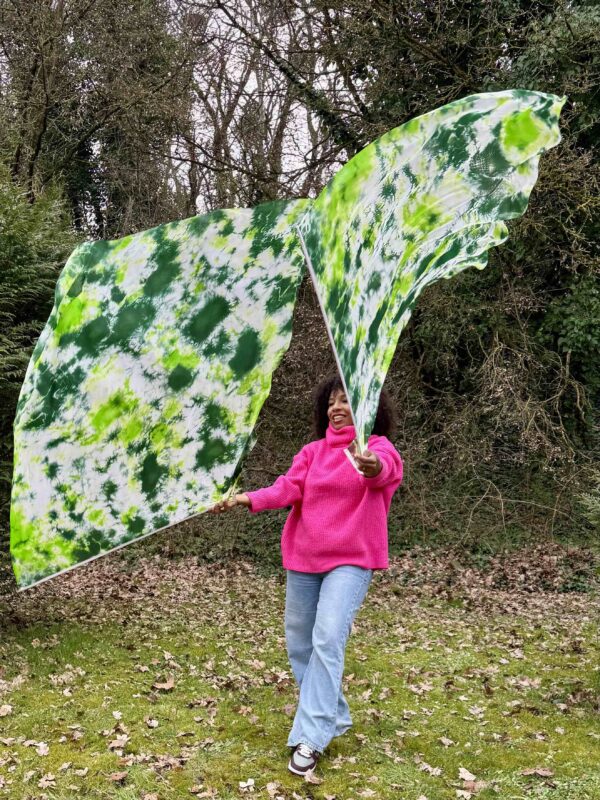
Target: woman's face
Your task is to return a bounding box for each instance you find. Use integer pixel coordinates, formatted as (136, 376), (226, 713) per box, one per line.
(327, 388), (353, 429)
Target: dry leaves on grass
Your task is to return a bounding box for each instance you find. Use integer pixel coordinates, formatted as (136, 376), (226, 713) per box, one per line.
(0, 547), (598, 799)
(458, 767), (477, 781)
(522, 767), (554, 777)
(303, 769), (323, 784)
(189, 786), (218, 797)
(152, 674), (175, 691)
(37, 772), (56, 788)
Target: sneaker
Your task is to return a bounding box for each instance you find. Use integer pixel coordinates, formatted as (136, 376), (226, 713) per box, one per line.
(288, 742), (319, 775)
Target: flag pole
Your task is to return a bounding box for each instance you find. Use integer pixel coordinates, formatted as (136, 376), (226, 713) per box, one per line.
(294, 224), (365, 454)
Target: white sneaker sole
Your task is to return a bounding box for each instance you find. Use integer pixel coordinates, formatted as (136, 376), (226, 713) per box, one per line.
(288, 753), (318, 775)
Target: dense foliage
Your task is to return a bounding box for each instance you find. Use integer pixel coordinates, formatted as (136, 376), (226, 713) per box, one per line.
(0, 0), (598, 584)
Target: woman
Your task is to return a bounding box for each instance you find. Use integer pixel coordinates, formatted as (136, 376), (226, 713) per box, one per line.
(210, 373), (403, 775)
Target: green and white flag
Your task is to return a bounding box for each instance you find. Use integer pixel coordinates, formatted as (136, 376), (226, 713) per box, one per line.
(10, 201), (308, 589)
(296, 89), (566, 451)
(10, 89), (565, 590)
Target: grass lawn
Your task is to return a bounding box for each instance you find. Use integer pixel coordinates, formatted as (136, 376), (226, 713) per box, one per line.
(0, 549), (599, 800)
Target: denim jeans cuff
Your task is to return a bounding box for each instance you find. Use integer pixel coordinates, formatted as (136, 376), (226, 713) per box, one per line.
(288, 737), (324, 754)
(334, 724), (352, 737)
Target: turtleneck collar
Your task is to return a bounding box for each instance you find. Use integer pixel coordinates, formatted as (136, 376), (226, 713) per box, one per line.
(325, 421), (357, 448)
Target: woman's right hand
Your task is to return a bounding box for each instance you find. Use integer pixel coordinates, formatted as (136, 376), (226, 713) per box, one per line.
(210, 493), (251, 513)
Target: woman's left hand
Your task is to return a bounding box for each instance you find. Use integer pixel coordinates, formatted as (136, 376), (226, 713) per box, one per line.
(354, 449), (382, 477)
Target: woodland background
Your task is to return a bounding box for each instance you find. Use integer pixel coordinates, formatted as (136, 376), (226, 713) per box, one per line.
(0, 0), (599, 589)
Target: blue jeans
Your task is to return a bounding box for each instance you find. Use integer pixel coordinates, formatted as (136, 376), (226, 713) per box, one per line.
(284, 565), (374, 753)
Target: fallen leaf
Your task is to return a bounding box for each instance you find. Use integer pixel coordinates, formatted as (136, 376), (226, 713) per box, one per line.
(464, 780), (487, 793)
(109, 770), (128, 782)
(521, 767), (554, 777)
(113, 720), (129, 734)
(459, 767), (477, 781)
(38, 773), (55, 788)
(152, 674), (175, 691)
(0, 705), (12, 717)
(304, 769), (322, 784)
(420, 761), (443, 777)
(468, 705), (485, 717)
(108, 734), (129, 750)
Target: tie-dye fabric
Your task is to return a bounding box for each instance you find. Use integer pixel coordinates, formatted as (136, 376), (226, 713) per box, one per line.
(10, 200), (308, 589)
(11, 89), (565, 590)
(296, 89), (566, 451)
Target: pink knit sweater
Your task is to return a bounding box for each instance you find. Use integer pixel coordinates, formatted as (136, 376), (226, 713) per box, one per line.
(245, 422), (403, 572)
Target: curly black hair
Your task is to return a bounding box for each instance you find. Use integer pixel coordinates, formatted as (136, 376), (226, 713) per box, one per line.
(311, 372), (397, 440)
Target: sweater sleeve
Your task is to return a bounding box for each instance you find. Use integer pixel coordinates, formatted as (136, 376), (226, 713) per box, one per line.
(361, 438), (403, 489)
(246, 445), (311, 513)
